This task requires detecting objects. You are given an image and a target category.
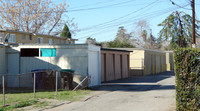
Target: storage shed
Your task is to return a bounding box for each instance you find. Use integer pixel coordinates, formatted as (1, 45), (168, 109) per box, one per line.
(5, 44), (101, 87)
(114, 48), (174, 76)
(101, 48), (131, 82)
(165, 51), (174, 71)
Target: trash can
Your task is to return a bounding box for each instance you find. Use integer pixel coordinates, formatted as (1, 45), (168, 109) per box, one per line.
(60, 69), (74, 90)
(32, 69), (55, 90)
(31, 69), (46, 89)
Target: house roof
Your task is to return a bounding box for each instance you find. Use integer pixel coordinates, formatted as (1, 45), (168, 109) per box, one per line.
(0, 29), (78, 41)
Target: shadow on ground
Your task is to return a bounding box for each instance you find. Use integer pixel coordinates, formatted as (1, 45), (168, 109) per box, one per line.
(92, 71), (175, 92)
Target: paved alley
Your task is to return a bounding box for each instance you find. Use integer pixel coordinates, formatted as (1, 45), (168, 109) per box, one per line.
(47, 71), (175, 111)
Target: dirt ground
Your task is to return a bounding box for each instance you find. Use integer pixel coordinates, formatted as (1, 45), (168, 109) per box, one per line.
(45, 71), (176, 111)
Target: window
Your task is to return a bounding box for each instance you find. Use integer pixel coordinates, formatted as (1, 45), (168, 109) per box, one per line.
(20, 48), (39, 57)
(38, 37), (43, 44)
(40, 48), (56, 57)
(29, 35), (32, 40)
(22, 34), (26, 40)
(8, 34), (16, 43)
(49, 39), (54, 45)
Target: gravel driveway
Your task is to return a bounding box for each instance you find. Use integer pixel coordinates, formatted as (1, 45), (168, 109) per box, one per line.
(47, 71), (175, 111)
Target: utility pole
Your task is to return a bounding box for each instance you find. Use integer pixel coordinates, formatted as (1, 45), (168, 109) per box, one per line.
(192, 0), (196, 48)
(160, 22), (170, 50)
(167, 22), (170, 50)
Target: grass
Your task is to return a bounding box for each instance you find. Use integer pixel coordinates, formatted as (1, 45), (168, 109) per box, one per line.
(34, 101), (50, 108)
(0, 90), (91, 111)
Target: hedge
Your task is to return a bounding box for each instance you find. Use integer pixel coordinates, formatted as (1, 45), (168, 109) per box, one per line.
(174, 48), (200, 111)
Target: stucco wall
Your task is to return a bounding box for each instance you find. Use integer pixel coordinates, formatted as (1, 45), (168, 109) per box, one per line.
(165, 51), (174, 71)
(129, 49), (171, 76)
(144, 50), (167, 75)
(130, 50), (144, 69)
(129, 50), (144, 76)
(88, 45), (101, 86)
(0, 46), (6, 74)
(6, 44), (100, 87)
(0, 46), (6, 86)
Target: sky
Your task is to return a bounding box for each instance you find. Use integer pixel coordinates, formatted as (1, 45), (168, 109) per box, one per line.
(52, 0), (200, 43)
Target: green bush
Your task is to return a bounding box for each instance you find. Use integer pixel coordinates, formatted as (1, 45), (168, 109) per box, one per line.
(174, 48), (200, 111)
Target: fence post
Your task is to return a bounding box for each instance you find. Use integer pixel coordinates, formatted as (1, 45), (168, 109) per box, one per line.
(33, 73), (36, 98)
(55, 71), (58, 96)
(2, 75), (5, 107)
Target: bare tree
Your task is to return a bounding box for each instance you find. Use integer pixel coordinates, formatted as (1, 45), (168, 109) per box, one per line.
(132, 20), (159, 49)
(0, 0), (75, 35)
(133, 20), (150, 48)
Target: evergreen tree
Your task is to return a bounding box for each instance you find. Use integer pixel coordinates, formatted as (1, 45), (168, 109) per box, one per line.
(158, 11), (200, 49)
(60, 24), (71, 38)
(86, 37), (96, 44)
(107, 26), (135, 48)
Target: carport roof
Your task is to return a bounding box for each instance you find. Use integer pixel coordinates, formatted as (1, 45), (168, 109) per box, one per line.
(101, 48), (133, 52)
(113, 48), (173, 53)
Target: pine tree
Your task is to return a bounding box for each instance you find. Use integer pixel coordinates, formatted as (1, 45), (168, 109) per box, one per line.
(60, 24), (71, 38)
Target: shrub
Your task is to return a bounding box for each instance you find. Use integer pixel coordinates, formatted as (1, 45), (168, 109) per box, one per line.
(174, 48), (200, 111)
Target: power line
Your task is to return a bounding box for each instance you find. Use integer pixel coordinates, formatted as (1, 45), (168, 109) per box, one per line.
(68, 0), (154, 12)
(76, 3), (185, 37)
(169, 0), (191, 10)
(78, 0), (160, 32)
(59, 3), (184, 41)
(76, 6), (182, 40)
(68, 0), (118, 9)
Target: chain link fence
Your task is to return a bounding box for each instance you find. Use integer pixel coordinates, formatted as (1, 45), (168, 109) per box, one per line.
(0, 70), (90, 107)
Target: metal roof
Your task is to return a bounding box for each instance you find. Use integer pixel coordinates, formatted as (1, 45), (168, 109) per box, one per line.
(101, 48), (133, 52)
(112, 48), (173, 53)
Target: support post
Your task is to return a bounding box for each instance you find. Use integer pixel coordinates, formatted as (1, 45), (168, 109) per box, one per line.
(33, 73), (36, 98)
(55, 71), (58, 95)
(2, 75), (5, 107)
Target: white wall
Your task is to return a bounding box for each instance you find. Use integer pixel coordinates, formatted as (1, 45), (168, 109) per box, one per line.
(7, 44), (101, 87)
(0, 46), (6, 74)
(88, 45), (101, 87)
